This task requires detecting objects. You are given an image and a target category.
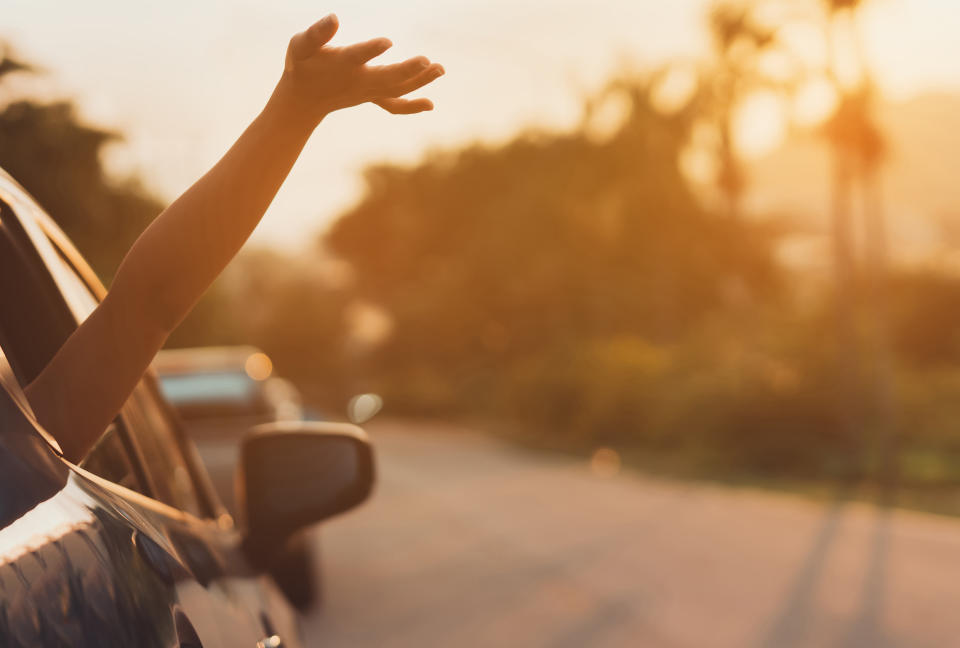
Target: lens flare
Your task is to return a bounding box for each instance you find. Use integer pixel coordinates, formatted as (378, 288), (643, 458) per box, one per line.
(244, 352), (273, 381)
(590, 447), (621, 478)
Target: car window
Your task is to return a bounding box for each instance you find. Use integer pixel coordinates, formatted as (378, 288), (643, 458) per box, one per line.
(158, 369), (273, 422)
(0, 223), (146, 496)
(3, 186), (219, 520)
(39, 230), (99, 318)
(0, 209), (76, 385)
(1, 196), (211, 515)
(160, 371), (257, 405)
(3, 191), (99, 323)
(121, 380), (205, 517)
(35, 228), (207, 517)
(78, 422), (141, 491)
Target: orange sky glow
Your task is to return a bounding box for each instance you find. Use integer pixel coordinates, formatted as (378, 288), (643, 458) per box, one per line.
(3, 0), (959, 248)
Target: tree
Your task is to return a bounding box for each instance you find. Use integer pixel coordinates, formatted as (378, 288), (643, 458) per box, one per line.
(325, 78), (781, 412)
(0, 45), (31, 79)
(0, 45), (163, 280)
(692, 1), (788, 219)
(818, 0), (895, 481)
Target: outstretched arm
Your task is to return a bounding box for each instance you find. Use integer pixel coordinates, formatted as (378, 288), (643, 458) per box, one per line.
(25, 14), (444, 461)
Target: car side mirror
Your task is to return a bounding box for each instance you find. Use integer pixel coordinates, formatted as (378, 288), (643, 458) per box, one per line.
(237, 421), (375, 550)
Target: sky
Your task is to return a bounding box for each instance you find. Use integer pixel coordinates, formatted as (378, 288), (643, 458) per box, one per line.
(3, 0), (960, 249)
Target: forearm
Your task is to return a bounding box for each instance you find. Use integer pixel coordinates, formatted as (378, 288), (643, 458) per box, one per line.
(114, 84), (316, 334)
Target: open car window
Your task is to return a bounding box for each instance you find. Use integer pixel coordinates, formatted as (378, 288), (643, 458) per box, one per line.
(78, 422), (142, 492)
(0, 204), (77, 386)
(122, 380), (206, 517)
(34, 221), (208, 517)
(2, 182), (219, 520)
(0, 201), (151, 494)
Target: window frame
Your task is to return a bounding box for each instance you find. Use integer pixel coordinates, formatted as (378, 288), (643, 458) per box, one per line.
(0, 188), (222, 520)
(0, 196), (154, 496)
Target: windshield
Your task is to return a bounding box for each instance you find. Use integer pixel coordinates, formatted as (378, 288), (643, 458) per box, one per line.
(158, 371), (256, 406)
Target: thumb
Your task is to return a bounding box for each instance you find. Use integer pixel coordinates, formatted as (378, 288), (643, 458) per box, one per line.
(288, 14), (339, 61)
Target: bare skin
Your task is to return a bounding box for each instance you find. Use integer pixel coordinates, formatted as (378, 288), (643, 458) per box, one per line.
(24, 14), (444, 461)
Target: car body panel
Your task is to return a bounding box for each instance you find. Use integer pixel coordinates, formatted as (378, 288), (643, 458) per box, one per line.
(0, 381), (301, 647)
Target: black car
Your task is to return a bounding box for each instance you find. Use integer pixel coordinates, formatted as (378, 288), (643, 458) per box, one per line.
(0, 166), (375, 646)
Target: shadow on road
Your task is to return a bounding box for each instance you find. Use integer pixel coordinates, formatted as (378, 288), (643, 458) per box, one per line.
(840, 509), (894, 648)
(755, 496), (848, 648)
(755, 485), (899, 648)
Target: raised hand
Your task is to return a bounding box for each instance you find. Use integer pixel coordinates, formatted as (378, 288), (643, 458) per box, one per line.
(274, 14), (444, 126)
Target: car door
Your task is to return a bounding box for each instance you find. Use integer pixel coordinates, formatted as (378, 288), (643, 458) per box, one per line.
(0, 343), (289, 647)
(0, 178), (301, 646)
(0, 353), (180, 647)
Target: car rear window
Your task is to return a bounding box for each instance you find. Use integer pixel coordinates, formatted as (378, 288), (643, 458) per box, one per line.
(159, 371), (256, 405)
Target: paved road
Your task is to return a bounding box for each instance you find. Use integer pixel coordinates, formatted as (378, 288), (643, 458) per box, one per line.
(199, 420), (960, 647)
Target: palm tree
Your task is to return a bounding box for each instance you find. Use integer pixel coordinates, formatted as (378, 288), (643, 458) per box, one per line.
(698, 2), (784, 220)
(820, 0), (896, 484)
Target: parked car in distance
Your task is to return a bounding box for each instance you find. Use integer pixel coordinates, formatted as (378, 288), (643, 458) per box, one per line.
(154, 346), (305, 439)
(0, 165), (374, 645)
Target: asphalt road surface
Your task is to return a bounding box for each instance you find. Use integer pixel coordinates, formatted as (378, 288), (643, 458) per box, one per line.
(197, 420), (960, 648)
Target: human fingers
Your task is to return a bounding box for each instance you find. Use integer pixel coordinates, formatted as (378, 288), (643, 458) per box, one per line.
(373, 97), (435, 114)
(289, 14), (339, 61)
(367, 56), (432, 87)
(341, 37), (393, 64)
(384, 64), (444, 98)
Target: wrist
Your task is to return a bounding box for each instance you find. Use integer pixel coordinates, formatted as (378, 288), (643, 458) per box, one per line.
(264, 73), (329, 135)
